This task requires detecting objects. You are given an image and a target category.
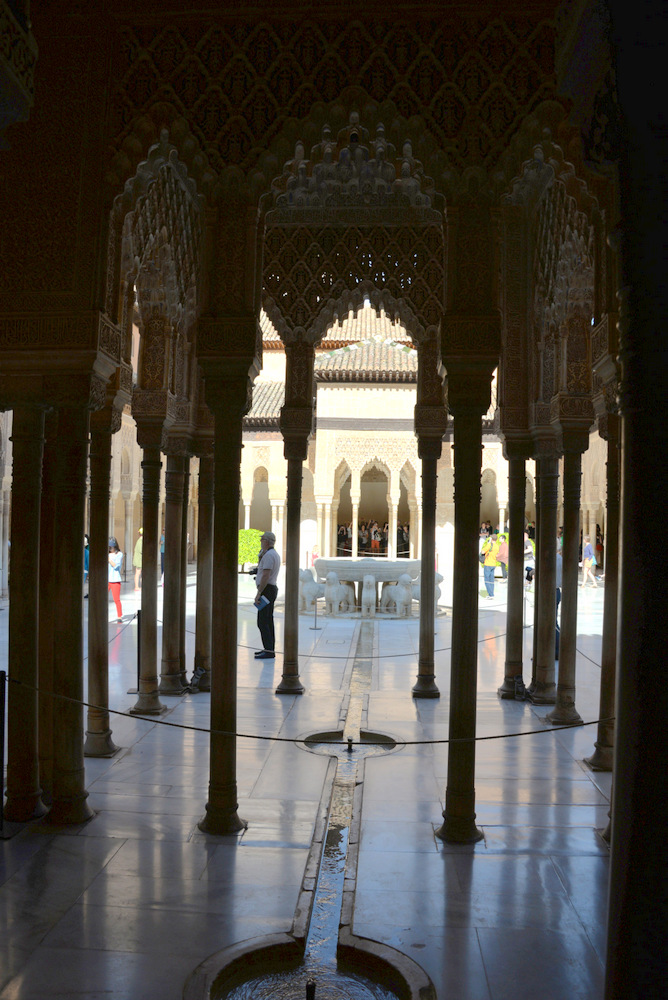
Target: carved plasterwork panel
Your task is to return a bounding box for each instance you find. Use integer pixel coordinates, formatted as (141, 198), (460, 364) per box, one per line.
(335, 435), (418, 477)
(111, 15), (558, 185)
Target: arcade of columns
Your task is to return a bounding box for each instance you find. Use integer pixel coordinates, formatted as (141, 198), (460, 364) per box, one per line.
(1, 3), (665, 995)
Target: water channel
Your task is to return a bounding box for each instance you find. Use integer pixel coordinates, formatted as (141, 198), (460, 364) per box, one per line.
(220, 623), (403, 1000)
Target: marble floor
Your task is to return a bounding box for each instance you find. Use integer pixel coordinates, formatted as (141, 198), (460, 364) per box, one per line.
(0, 571), (611, 999)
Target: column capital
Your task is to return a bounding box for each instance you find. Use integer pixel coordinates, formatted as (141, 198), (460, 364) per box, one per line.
(501, 434), (534, 463)
(414, 403), (448, 441)
(197, 315), (261, 369)
(280, 405), (313, 462)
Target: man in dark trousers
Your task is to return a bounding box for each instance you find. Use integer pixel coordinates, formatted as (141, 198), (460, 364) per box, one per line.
(254, 531), (280, 659)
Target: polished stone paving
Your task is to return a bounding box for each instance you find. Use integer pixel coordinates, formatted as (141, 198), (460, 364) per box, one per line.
(0, 572), (611, 999)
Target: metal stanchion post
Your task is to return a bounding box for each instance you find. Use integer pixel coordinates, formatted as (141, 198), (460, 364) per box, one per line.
(310, 596), (322, 631)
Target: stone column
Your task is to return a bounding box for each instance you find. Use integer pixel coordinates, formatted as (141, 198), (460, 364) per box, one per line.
(0, 488), (9, 598)
(49, 403), (94, 825)
(528, 450), (559, 705)
(277, 447), (306, 694)
(130, 438), (164, 715)
(323, 503), (332, 558)
(412, 440), (440, 698)
(436, 325), (498, 844)
(498, 506), (506, 533)
(179, 457), (190, 686)
(198, 375), (250, 835)
(498, 444), (530, 699)
(244, 502), (251, 529)
(547, 436), (587, 724)
(408, 502), (417, 558)
(529, 461), (541, 691)
(316, 501), (324, 556)
(4, 405), (47, 821)
(123, 496), (133, 581)
(351, 497), (360, 557)
(388, 496), (398, 559)
(84, 415), (120, 757)
(412, 389), (447, 698)
(585, 413), (619, 770)
(192, 453), (214, 693)
(38, 411), (58, 804)
(160, 453), (186, 694)
(438, 410), (485, 843)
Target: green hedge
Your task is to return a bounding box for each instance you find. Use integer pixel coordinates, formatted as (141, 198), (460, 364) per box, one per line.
(238, 528), (263, 568)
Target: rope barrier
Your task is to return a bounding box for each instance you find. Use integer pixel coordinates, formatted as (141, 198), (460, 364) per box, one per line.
(2, 673), (613, 748)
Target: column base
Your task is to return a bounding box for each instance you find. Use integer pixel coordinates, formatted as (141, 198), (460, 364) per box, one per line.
(48, 795), (95, 826)
(583, 743), (613, 772)
(545, 704), (583, 725)
(527, 681), (556, 705)
(130, 692), (166, 715)
(198, 803), (248, 836)
(412, 676), (440, 698)
(3, 793), (48, 823)
(275, 674), (305, 695)
(84, 730), (120, 757)
(158, 676), (188, 695)
(497, 675), (527, 700)
(435, 815), (484, 844)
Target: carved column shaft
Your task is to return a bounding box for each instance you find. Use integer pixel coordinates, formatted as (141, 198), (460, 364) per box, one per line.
(351, 500), (360, 558)
(586, 417), (619, 770)
(85, 422), (119, 756)
(160, 454), (186, 694)
(199, 401), (246, 835)
(1, 488), (9, 598)
(131, 444), (164, 715)
(179, 458), (190, 686)
(277, 450), (306, 694)
(530, 455), (558, 704)
(529, 462), (541, 690)
(4, 406), (47, 821)
(499, 453), (528, 698)
(413, 437), (441, 699)
(38, 411), (58, 804)
(438, 412), (484, 843)
(193, 454), (214, 691)
(50, 405), (94, 825)
(547, 446), (584, 723)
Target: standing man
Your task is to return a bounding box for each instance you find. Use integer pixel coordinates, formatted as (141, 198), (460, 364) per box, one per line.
(254, 531), (280, 659)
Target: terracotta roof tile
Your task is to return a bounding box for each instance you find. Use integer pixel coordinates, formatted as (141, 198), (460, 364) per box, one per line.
(260, 307), (411, 347)
(314, 340), (417, 381)
(245, 381), (284, 423)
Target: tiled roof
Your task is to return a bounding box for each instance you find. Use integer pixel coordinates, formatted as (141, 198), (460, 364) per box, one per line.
(245, 381), (284, 425)
(260, 307), (412, 348)
(314, 340), (417, 382)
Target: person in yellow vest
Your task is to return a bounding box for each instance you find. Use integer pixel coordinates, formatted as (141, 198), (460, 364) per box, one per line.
(481, 533), (499, 599)
(133, 527), (143, 591)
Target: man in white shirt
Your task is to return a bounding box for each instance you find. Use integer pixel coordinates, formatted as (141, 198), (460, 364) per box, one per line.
(254, 531), (280, 659)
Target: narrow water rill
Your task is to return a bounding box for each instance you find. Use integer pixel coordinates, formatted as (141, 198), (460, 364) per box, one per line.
(187, 624), (435, 1000)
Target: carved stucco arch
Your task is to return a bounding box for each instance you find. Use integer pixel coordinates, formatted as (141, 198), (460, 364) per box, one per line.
(261, 112), (445, 346)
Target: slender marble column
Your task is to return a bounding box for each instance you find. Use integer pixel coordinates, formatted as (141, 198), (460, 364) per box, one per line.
(49, 405), (94, 825)
(131, 445), (164, 714)
(351, 499), (360, 558)
(192, 454), (213, 693)
(437, 414), (484, 843)
(413, 438), (440, 698)
(498, 451), (528, 699)
(1, 488), (9, 597)
(388, 499), (398, 559)
(179, 458), (190, 686)
(529, 455), (558, 704)
(160, 454), (186, 694)
(199, 401), (246, 835)
(528, 462), (541, 692)
(4, 406), (47, 821)
(276, 449), (306, 694)
(37, 411), (58, 805)
(585, 416), (619, 770)
(244, 502), (250, 529)
(84, 422), (119, 756)
(323, 503), (332, 558)
(547, 443), (585, 724)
